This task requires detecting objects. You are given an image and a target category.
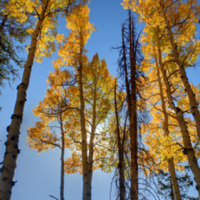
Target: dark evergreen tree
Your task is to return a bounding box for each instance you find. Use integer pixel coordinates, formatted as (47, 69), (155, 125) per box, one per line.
(156, 167), (198, 200)
(0, 0), (31, 94)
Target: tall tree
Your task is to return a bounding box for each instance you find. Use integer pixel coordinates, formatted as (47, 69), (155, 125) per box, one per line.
(118, 10), (143, 200)
(63, 53), (114, 199)
(122, 0), (200, 197)
(52, 6), (115, 199)
(60, 5), (96, 200)
(156, 29), (200, 197)
(27, 69), (76, 200)
(158, 0), (200, 139)
(0, 0), (76, 199)
(155, 59), (181, 200)
(122, 0), (200, 139)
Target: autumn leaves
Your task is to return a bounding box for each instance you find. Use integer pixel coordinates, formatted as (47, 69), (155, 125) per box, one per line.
(28, 5), (114, 200)
(122, 0), (200, 199)
(1, 0), (200, 200)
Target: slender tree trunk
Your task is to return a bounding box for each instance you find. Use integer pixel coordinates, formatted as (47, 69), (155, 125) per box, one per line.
(0, 1), (48, 199)
(156, 30), (200, 198)
(129, 10), (138, 200)
(60, 114), (65, 200)
(78, 32), (90, 200)
(87, 73), (97, 200)
(168, 158), (181, 200)
(114, 81), (126, 200)
(160, 2), (200, 139)
(155, 54), (181, 200)
(121, 10), (138, 200)
(79, 63), (89, 200)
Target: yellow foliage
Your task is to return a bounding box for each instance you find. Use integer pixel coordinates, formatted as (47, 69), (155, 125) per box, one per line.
(64, 152), (82, 174)
(4, 0), (73, 62)
(27, 121), (59, 153)
(55, 5), (96, 69)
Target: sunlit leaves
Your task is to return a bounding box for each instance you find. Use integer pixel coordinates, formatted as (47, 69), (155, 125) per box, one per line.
(3, 0), (74, 63)
(54, 5), (96, 69)
(27, 121), (59, 153)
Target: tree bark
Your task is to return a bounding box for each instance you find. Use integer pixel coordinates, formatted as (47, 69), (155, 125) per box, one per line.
(156, 29), (200, 198)
(121, 10), (138, 200)
(129, 10), (138, 200)
(0, 1), (48, 199)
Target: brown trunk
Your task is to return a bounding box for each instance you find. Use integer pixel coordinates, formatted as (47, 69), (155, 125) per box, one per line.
(0, 1), (48, 199)
(122, 10), (138, 200)
(155, 52), (181, 200)
(156, 29), (200, 198)
(160, 1), (200, 140)
(129, 10), (138, 200)
(114, 81), (126, 200)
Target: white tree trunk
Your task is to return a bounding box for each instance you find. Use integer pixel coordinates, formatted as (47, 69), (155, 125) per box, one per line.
(0, 1), (48, 199)
(156, 30), (200, 198)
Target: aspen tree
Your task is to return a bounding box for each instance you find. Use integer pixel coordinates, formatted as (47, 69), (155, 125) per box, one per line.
(156, 28), (200, 198)
(27, 69), (76, 200)
(52, 6), (114, 199)
(154, 48), (181, 200)
(122, 0), (200, 197)
(122, 0), (200, 139)
(118, 10), (143, 200)
(0, 0), (75, 199)
(158, 0), (200, 139)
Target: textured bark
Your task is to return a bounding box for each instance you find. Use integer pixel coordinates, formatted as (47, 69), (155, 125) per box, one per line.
(156, 29), (200, 198)
(114, 81), (126, 200)
(155, 55), (181, 200)
(0, 1), (48, 199)
(121, 10), (138, 200)
(160, 1), (200, 140)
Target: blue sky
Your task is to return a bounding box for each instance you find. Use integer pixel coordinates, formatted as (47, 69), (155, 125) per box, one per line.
(0, 0), (200, 199)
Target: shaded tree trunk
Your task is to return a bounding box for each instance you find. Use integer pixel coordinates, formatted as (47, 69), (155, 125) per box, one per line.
(0, 1), (49, 199)
(114, 80), (126, 200)
(129, 10), (138, 200)
(120, 10), (139, 200)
